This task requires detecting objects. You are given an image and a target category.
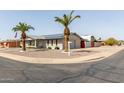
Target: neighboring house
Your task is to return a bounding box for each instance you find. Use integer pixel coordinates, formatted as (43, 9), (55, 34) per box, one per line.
(0, 40), (20, 48)
(94, 36), (103, 47)
(24, 33), (82, 50)
(81, 35), (102, 48)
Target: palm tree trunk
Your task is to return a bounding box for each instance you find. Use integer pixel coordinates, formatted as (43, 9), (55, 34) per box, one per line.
(21, 32), (26, 51)
(64, 35), (68, 52)
(64, 27), (70, 52)
(22, 38), (26, 51)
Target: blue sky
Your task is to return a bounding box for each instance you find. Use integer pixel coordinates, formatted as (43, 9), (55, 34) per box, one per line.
(0, 10), (124, 40)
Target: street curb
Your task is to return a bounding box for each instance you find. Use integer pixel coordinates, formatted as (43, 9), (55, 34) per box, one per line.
(0, 47), (123, 64)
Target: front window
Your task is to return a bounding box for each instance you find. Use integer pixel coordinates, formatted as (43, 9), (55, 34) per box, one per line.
(29, 40), (35, 46)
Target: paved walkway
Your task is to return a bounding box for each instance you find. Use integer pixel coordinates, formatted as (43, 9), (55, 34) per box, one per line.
(0, 46), (124, 64)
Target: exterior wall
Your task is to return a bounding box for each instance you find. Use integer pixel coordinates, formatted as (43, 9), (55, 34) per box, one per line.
(25, 39), (47, 48)
(0, 41), (20, 48)
(0, 43), (4, 48)
(81, 35), (98, 48)
(36, 40), (46, 48)
(8, 42), (20, 48)
(70, 34), (81, 49)
(85, 41), (91, 48)
(45, 34), (81, 50)
(94, 42), (101, 47)
(81, 41), (85, 48)
(25, 39), (64, 49)
(25, 33), (82, 50)
(91, 41), (94, 47)
(46, 39), (63, 50)
(57, 39), (64, 50)
(81, 41), (101, 48)
(25, 40), (36, 48)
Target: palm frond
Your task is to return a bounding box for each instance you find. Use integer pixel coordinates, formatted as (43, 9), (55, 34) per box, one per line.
(54, 11), (80, 28)
(55, 17), (66, 26)
(12, 22), (34, 32)
(12, 27), (19, 32)
(69, 15), (81, 24)
(68, 10), (74, 21)
(28, 25), (35, 30)
(63, 14), (69, 27)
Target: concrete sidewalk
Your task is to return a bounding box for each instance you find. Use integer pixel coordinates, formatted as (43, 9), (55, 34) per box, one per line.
(0, 46), (124, 64)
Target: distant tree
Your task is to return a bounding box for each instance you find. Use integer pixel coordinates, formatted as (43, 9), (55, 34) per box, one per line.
(118, 40), (124, 45)
(105, 38), (118, 46)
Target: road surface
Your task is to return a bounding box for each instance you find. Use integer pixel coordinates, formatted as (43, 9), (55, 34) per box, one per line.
(0, 50), (124, 83)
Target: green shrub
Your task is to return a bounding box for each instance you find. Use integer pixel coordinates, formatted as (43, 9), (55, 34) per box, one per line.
(48, 47), (52, 49)
(55, 46), (60, 50)
(105, 38), (118, 46)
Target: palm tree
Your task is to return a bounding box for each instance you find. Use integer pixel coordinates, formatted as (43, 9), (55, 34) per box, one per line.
(55, 11), (80, 52)
(12, 22), (34, 51)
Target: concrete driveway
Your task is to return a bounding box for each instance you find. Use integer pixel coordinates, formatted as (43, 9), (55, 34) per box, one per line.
(0, 49), (124, 82)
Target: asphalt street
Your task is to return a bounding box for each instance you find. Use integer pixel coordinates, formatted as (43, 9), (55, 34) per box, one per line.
(0, 50), (124, 83)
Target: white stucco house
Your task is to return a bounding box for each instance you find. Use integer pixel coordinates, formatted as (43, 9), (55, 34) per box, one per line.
(24, 33), (82, 50)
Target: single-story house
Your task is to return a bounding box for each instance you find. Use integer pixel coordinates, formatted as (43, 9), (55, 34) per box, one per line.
(81, 35), (102, 48)
(94, 36), (103, 47)
(23, 33), (82, 50)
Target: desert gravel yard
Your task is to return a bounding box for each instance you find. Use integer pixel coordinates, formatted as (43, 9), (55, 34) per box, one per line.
(0, 48), (97, 59)
(0, 46), (124, 64)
